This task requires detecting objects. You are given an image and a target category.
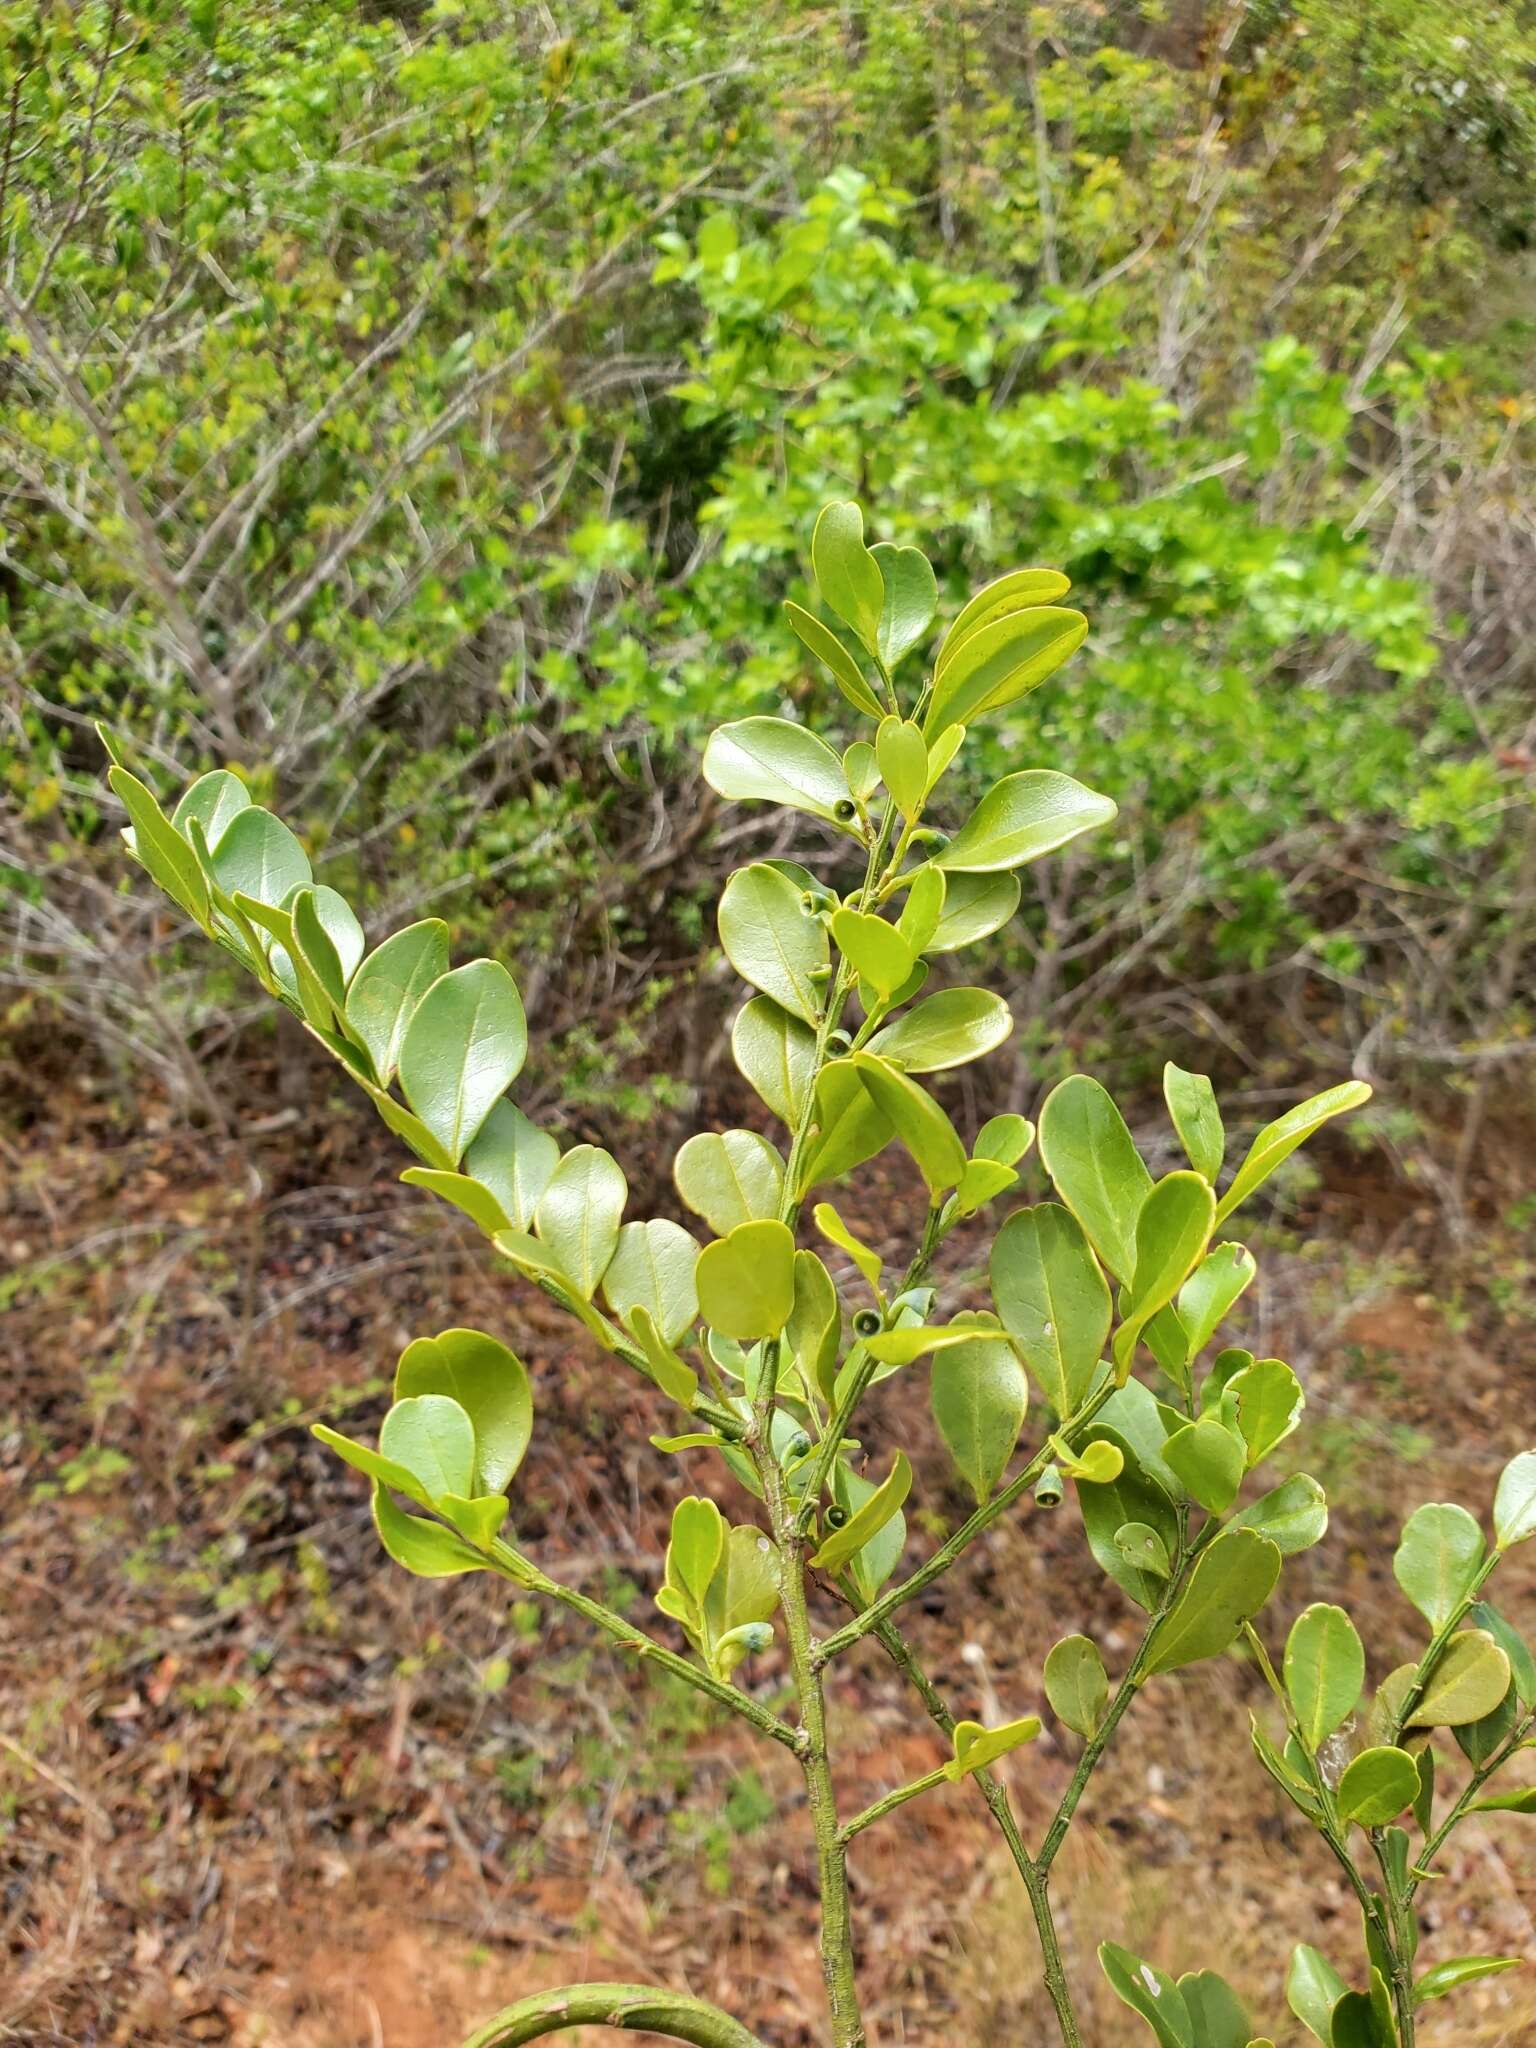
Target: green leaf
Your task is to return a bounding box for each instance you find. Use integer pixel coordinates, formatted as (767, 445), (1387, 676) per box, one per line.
(171, 768), (250, 851)
(851, 1053), (966, 1193)
(111, 765), (211, 925)
(1230, 1358), (1305, 1468)
(667, 1495), (725, 1609)
(534, 1144), (628, 1300)
(1144, 1529), (1282, 1675)
(1163, 1417), (1245, 1514)
(1096, 1380), (1186, 1500)
(867, 988), (1013, 1072)
(1216, 1081), (1373, 1224)
(1414, 1956), (1521, 2004)
(1407, 1630), (1512, 1728)
(1113, 1173), (1217, 1379)
(934, 769), (1116, 873)
(800, 1057), (893, 1191)
(703, 717), (855, 830)
(1469, 1787), (1536, 1815)
(718, 862), (829, 1025)
(869, 542), (937, 667)
(1336, 1746), (1419, 1827)
(865, 1321), (1007, 1367)
(896, 866), (946, 954)
(926, 607), (1089, 736)
(1038, 1076), (1153, 1284)
(379, 1394), (476, 1501)
(1078, 1438), (1181, 1611)
(812, 1201), (883, 1294)
(394, 1329), (532, 1495)
(812, 500), (885, 653)
(954, 1159), (1018, 1216)
(1394, 1503), (1486, 1631)
(784, 599), (885, 719)
(1098, 1942), (1193, 2048)
(833, 1458), (908, 1604)
(285, 885), (349, 1021)
(990, 1202), (1110, 1417)
(812, 1451), (912, 1573)
(1177, 1971), (1253, 2048)
(398, 960), (528, 1164)
(787, 1250), (841, 1405)
(628, 1306), (699, 1409)
(1059, 1437), (1124, 1485)
(696, 1219), (797, 1340)
(345, 920), (451, 1088)
(732, 996), (817, 1126)
(436, 1492), (510, 1550)
(976, 1114), (1035, 1166)
(674, 1129), (785, 1235)
(208, 803), (310, 911)
(934, 568), (1072, 680)
(1469, 1601), (1536, 1705)
(945, 1714), (1041, 1779)
(875, 716), (929, 817)
(831, 908), (916, 999)
(1175, 1243), (1255, 1362)
(401, 1166), (510, 1236)
(1494, 1451), (1536, 1550)
(1164, 1064), (1225, 1181)
(602, 1219), (701, 1346)
(1285, 1604), (1366, 1751)
(301, 883), (365, 986)
(1287, 1945), (1349, 2045)
(313, 1424), (434, 1512)
(1115, 1521), (1171, 1578)
(1044, 1634), (1108, 1739)
(931, 1336), (1028, 1503)
(925, 870), (1021, 952)
(371, 1481), (485, 1578)
(703, 1523), (780, 1639)
(462, 1099), (560, 1232)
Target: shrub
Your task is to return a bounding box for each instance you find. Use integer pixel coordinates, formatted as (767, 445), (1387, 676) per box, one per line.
(107, 503), (1536, 2048)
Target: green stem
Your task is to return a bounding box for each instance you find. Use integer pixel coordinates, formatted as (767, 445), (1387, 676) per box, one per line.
(459, 1983), (771, 2048)
(1410, 1706), (1535, 1897)
(840, 1762), (949, 1842)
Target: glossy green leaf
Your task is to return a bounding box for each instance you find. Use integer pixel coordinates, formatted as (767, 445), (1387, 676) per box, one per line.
(1287, 1945), (1349, 2045)
(851, 1052), (966, 1193)
(674, 1128), (785, 1234)
(436, 1491), (511, 1550)
(1336, 1745), (1419, 1827)
(696, 1219), (796, 1340)
(812, 1201), (883, 1294)
(934, 568), (1072, 679)
(1098, 1942), (1193, 2048)
(800, 1057), (893, 1191)
(833, 1458), (908, 1605)
(1494, 1451), (1536, 1550)
(787, 1250), (841, 1405)
(1394, 1502), (1486, 1631)
(896, 866), (946, 953)
(975, 1114), (1035, 1166)
(301, 883), (365, 985)
(345, 920), (451, 1088)
(931, 1336), (1028, 1503)
(1164, 1063), (1225, 1181)
(812, 499), (884, 651)
(732, 996), (817, 1126)
(534, 1143), (628, 1299)
(171, 768), (251, 851)
(954, 1158), (1019, 1216)
(1414, 1956), (1521, 2004)
(462, 1099), (560, 1231)
(867, 988), (1013, 1072)
(1115, 1521), (1171, 1577)
(1469, 1786), (1536, 1814)
(1178, 1971), (1253, 2048)
(812, 1451), (912, 1573)
(1230, 1358), (1305, 1469)
(1044, 1633), (1108, 1739)
(371, 1480), (484, 1578)
(1113, 1173), (1216, 1379)
(934, 769), (1116, 874)
(990, 1202), (1110, 1417)
(365, 1080), (457, 1170)
(313, 1423), (434, 1512)
(718, 862), (829, 1025)
(925, 869), (1021, 952)
(1144, 1529), (1282, 1675)
(703, 716), (854, 829)
(111, 765), (212, 924)
(398, 959), (528, 1164)
(379, 1394), (475, 1502)
(668, 1494), (725, 1609)
(845, 740), (880, 801)
(1176, 1243), (1255, 1362)
(784, 599), (885, 719)
(1163, 1416), (1245, 1514)
(1096, 1381), (1186, 1499)
(285, 885), (349, 1020)
(1078, 1436), (1181, 1611)
(703, 1523), (780, 1639)
(1407, 1630), (1512, 1728)
(866, 1320), (1006, 1367)
(628, 1306), (699, 1410)
(1285, 1604), (1365, 1751)
(1469, 1601), (1536, 1705)
(831, 908), (915, 998)
(394, 1328), (532, 1495)
(874, 715), (929, 817)
(401, 1167), (511, 1236)
(869, 542), (938, 667)
(602, 1219), (701, 1345)
(1216, 1081), (1373, 1224)
(926, 606), (1089, 735)
(209, 802), (311, 911)
(1038, 1075), (1153, 1284)
(945, 1714), (1042, 1779)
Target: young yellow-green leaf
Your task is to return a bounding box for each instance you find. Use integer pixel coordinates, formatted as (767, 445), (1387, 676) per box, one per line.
(875, 716), (929, 817)
(934, 567), (1072, 680)
(1112, 1173), (1217, 1380)
(1494, 1451), (1536, 1550)
(1413, 1956), (1522, 2004)
(954, 1158), (1018, 1216)
(1144, 1529), (1282, 1676)
(628, 1305), (700, 1410)
(394, 1328), (533, 1496)
(811, 1451), (912, 1573)
(436, 1491), (511, 1550)
(111, 765), (212, 925)
(1336, 1745), (1419, 1827)
(313, 1423), (435, 1512)
(1393, 1502), (1486, 1631)
(1058, 1437), (1124, 1485)
(209, 803), (311, 911)
(866, 1321), (1007, 1366)
(401, 1167), (511, 1237)
(1044, 1634), (1108, 1739)
(944, 1714), (1041, 1779)
(696, 1219), (797, 1340)
(931, 1336), (1028, 1503)
(800, 1058), (893, 1192)
(786, 1250), (841, 1406)
(845, 740), (880, 801)
(1287, 1946), (1349, 2046)
(831, 908), (915, 999)
(534, 1143), (628, 1299)
(1163, 1416), (1245, 1514)
(976, 1114), (1035, 1166)
(703, 1523), (780, 1640)
(812, 1201), (883, 1295)
(379, 1394), (476, 1502)
(1229, 1357), (1304, 1469)
(867, 988), (1013, 1072)
(1216, 1081), (1373, 1223)
(718, 862), (829, 1025)
(365, 1079), (457, 1170)
(869, 542), (938, 667)
(1407, 1630), (1512, 1728)
(812, 500), (885, 653)
(398, 959), (528, 1164)
(896, 866), (946, 954)
(990, 1202), (1111, 1417)
(852, 1052), (966, 1193)
(732, 996), (817, 1126)
(462, 1099), (560, 1232)
(371, 1480), (485, 1579)
(667, 1494), (726, 1609)
(934, 770), (1116, 874)
(833, 1458), (907, 1604)
(602, 1219), (701, 1346)
(1164, 1063), (1225, 1181)
(702, 717), (856, 830)
(923, 723), (965, 796)
(1284, 1603), (1365, 1751)
(1038, 1076), (1153, 1284)
(345, 920), (451, 1088)
(674, 1128), (785, 1234)
(784, 599), (885, 719)
(1469, 1786), (1536, 1815)
(1098, 1943), (1193, 2048)
(925, 869), (1021, 952)
(1176, 1243), (1255, 1361)
(925, 607), (1089, 735)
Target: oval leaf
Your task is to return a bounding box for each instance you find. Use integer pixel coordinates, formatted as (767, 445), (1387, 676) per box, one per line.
(718, 863), (829, 1025)
(602, 1219), (701, 1345)
(1285, 1603), (1365, 1752)
(1394, 1502), (1486, 1631)
(703, 716), (854, 828)
(990, 1202), (1110, 1417)
(1144, 1529), (1282, 1676)
(534, 1144), (628, 1300)
(935, 769), (1116, 874)
(696, 1219), (797, 1341)
(867, 988), (1014, 1072)
(1038, 1076), (1153, 1285)
(674, 1129), (786, 1235)
(1044, 1634), (1109, 1739)
(398, 959), (528, 1164)
(931, 1336), (1028, 1504)
(345, 920), (451, 1089)
(394, 1329), (533, 1496)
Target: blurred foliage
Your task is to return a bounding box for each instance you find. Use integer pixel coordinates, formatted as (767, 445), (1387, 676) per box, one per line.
(2, 0), (1532, 1122)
